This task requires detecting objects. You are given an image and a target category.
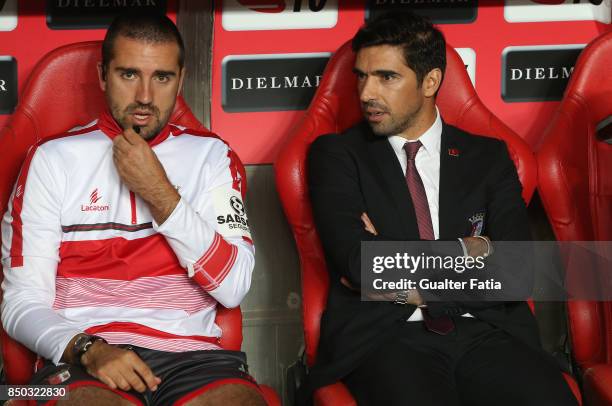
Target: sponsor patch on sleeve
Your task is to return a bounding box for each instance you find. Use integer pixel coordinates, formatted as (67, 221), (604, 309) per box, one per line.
(212, 187), (252, 240)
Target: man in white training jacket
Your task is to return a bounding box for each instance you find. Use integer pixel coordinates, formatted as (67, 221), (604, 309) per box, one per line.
(1, 13), (266, 406)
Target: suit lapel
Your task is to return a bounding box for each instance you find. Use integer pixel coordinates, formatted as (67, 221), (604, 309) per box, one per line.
(365, 128), (420, 239)
(362, 122), (472, 240)
(438, 123), (469, 239)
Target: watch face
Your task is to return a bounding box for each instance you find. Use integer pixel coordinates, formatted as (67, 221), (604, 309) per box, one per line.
(74, 335), (95, 354)
(81, 341), (94, 355)
(394, 291), (409, 305)
(74, 335), (89, 348)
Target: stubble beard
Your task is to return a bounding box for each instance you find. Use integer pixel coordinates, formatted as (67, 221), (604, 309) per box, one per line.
(111, 102), (166, 140)
(362, 95), (425, 138)
(368, 106), (421, 138)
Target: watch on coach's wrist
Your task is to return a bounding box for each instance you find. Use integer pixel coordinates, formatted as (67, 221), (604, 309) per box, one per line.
(72, 334), (106, 365)
(394, 290), (410, 306)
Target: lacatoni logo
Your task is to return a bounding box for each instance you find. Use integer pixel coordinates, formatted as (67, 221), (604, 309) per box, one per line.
(222, 0), (338, 31)
(81, 189), (110, 212)
(366, 0), (478, 24)
(504, 0), (611, 24)
(502, 45), (584, 102)
(0, 56), (17, 114)
(0, 0), (17, 31)
(222, 53), (330, 112)
(46, 0), (167, 29)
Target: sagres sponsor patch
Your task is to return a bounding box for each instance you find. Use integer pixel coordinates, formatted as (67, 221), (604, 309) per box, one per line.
(213, 188), (251, 239)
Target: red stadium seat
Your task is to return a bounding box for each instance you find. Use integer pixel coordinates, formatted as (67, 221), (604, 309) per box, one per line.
(0, 41), (280, 406)
(537, 31), (612, 406)
(275, 39), (582, 405)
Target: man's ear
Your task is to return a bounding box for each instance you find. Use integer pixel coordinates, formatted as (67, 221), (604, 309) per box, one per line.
(422, 68), (443, 98)
(97, 62), (107, 92)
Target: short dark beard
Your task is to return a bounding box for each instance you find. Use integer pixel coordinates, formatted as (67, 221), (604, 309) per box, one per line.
(110, 102), (166, 140)
(369, 113), (415, 137)
(367, 105), (421, 138)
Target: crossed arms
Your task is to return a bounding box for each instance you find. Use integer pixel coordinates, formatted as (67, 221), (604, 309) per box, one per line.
(307, 133), (533, 313)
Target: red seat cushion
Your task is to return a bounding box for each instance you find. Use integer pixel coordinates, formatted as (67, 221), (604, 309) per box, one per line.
(583, 365), (612, 406)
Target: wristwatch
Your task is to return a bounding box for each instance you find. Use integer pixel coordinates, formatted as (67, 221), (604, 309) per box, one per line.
(393, 291), (410, 305)
(72, 334), (106, 365)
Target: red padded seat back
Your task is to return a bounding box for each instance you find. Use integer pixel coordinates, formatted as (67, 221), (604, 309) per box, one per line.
(538, 31), (612, 369)
(275, 40), (537, 366)
(0, 41), (243, 384)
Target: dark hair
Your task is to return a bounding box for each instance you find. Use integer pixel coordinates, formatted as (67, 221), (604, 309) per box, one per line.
(102, 13), (185, 78)
(352, 12), (446, 85)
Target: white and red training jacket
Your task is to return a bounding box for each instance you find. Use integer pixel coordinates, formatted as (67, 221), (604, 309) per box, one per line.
(1, 111), (254, 365)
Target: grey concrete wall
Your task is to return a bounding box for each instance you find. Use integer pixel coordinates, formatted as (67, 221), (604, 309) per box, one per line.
(241, 165), (304, 404)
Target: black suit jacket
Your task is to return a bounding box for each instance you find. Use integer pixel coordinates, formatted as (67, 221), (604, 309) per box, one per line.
(305, 120), (541, 392)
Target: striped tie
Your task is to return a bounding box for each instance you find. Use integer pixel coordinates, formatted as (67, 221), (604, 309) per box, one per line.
(403, 141), (434, 240)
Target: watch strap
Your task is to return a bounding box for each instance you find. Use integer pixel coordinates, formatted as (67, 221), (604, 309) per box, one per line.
(73, 334), (106, 365)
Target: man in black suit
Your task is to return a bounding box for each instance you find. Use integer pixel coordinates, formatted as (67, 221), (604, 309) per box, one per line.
(306, 12), (578, 406)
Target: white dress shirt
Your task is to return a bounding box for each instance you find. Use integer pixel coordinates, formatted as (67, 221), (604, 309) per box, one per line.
(387, 108), (473, 321)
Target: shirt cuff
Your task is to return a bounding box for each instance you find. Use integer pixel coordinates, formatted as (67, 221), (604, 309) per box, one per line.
(51, 328), (83, 365)
(457, 238), (469, 257)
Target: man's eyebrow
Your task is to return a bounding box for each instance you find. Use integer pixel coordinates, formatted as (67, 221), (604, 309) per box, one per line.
(372, 69), (399, 77)
(113, 67), (177, 77)
(351, 68), (399, 77)
(115, 66), (140, 73)
(154, 70), (177, 77)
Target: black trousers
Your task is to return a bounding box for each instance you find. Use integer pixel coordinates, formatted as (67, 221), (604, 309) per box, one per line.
(31, 348), (257, 406)
(343, 317), (578, 406)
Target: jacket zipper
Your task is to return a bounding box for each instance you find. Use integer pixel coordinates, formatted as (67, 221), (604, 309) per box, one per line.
(129, 192), (137, 225)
